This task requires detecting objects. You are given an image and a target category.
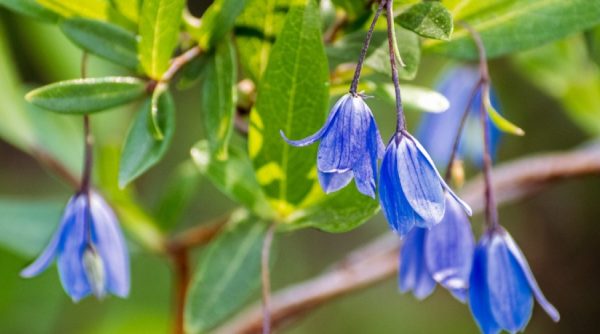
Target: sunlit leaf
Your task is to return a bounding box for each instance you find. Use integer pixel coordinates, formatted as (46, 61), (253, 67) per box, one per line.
(484, 88), (524, 136)
(196, 0), (251, 50)
(397, 1), (453, 40)
(0, 0), (59, 22)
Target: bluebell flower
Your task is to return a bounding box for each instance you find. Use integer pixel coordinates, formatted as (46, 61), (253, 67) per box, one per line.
(281, 93), (384, 198)
(21, 192), (130, 302)
(469, 227), (560, 334)
(399, 193), (475, 301)
(417, 65), (501, 168)
(378, 130), (472, 235)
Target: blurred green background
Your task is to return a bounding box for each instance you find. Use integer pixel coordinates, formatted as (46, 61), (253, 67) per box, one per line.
(1, 4), (600, 334)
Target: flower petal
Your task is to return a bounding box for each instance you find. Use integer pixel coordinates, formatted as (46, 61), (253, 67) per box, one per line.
(318, 170), (354, 195)
(90, 193), (130, 298)
(351, 117), (381, 198)
(399, 228), (436, 300)
(469, 237), (502, 334)
(502, 231), (560, 322)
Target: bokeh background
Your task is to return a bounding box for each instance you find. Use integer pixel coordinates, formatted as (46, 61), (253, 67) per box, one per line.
(1, 3), (600, 334)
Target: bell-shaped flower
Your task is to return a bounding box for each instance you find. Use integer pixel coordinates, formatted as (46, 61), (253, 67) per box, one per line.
(378, 130), (471, 235)
(281, 93), (384, 198)
(417, 65), (501, 168)
(399, 193), (475, 301)
(21, 191), (130, 302)
(469, 227), (559, 334)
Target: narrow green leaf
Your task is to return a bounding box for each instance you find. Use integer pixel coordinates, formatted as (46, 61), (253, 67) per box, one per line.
(37, 0), (111, 20)
(60, 18), (139, 71)
(201, 40), (236, 160)
(397, 1), (453, 40)
(379, 83), (449, 113)
(154, 161), (202, 230)
(0, 0), (60, 22)
(249, 0), (330, 217)
(191, 141), (273, 218)
(585, 26), (600, 67)
(138, 0), (185, 79)
(26, 77), (146, 114)
(184, 213), (268, 333)
(483, 88), (524, 136)
(197, 0), (251, 50)
(428, 0), (600, 59)
(119, 91), (175, 187)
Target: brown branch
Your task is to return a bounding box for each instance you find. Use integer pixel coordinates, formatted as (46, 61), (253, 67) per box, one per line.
(166, 216), (228, 252)
(215, 143), (600, 334)
(170, 248), (190, 334)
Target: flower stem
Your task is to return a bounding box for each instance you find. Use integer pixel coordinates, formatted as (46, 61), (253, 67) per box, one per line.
(261, 223), (276, 334)
(80, 52), (93, 194)
(385, 0), (406, 131)
(349, 0), (386, 96)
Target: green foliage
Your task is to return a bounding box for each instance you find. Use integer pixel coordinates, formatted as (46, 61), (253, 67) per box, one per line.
(138, 0), (185, 79)
(377, 84), (450, 113)
(201, 40), (237, 160)
(585, 26), (600, 67)
(26, 77), (146, 114)
(0, 0), (59, 22)
(196, 0), (251, 50)
(154, 161), (202, 230)
(249, 0), (329, 216)
(397, 1), (453, 40)
(36, 0), (113, 21)
(184, 213), (268, 333)
(119, 91), (175, 187)
(60, 18), (139, 71)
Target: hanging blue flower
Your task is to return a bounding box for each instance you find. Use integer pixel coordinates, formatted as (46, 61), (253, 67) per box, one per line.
(281, 93), (385, 198)
(417, 65), (501, 168)
(378, 130), (471, 235)
(21, 192), (130, 302)
(469, 227), (560, 334)
(399, 193), (475, 301)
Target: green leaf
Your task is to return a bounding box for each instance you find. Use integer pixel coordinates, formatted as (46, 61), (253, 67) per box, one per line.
(191, 141), (273, 218)
(110, 0), (141, 23)
(249, 0), (329, 218)
(37, 0), (111, 20)
(197, 0), (251, 50)
(331, 0), (370, 19)
(397, 1), (453, 40)
(184, 213), (268, 333)
(25, 77), (146, 114)
(585, 26), (600, 67)
(427, 0), (600, 59)
(138, 0), (185, 79)
(0, 0), (60, 22)
(154, 161), (202, 230)
(60, 18), (139, 71)
(483, 88), (524, 136)
(378, 83), (449, 113)
(119, 91), (175, 187)
(0, 198), (63, 258)
(235, 0), (289, 82)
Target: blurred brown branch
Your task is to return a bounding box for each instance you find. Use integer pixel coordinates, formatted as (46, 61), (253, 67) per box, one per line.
(215, 142), (600, 334)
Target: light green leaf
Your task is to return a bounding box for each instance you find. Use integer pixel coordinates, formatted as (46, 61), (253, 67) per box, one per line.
(235, 0), (289, 82)
(378, 83), (449, 113)
(37, 0), (111, 20)
(184, 213), (268, 333)
(0, 0), (59, 22)
(197, 0), (251, 50)
(138, 0), (185, 79)
(427, 0), (600, 59)
(397, 1), (453, 40)
(249, 0), (329, 218)
(110, 0), (140, 23)
(191, 141), (273, 218)
(26, 77), (146, 114)
(119, 91), (175, 187)
(483, 88), (524, 136)
(201, 39), (236, 160)
(60, 18), (139, 71)
(154, 161), (202, 230)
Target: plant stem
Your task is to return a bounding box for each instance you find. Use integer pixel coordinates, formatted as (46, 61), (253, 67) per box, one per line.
(171, 248), (190, 334)
(261, 223), (276, 334)
(80, 52), (93, 194)
(385, 0), (405, 131)
(349, 0), (386, 95)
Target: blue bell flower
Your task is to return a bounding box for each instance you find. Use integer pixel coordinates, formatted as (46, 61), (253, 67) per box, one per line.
(21, 191), (130, 302)
(469, 227), (560, 334)
(417, 65), (501, 168)
(281, 93), (385, 198)
(400, 193), (475, 301)
(378, 130), (471, 235)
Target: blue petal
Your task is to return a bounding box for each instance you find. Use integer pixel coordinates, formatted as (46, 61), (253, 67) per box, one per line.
(90, 192), (130, 298)
(318, 170), (354, 194)
(486, 231), (533, 332)
(280, 94), (351, 147)
(57, 197), (92, 302)
(20, 195), (84, 278)
(502, 231), (560, 322)
(425, 194), (474, 302)
(399, 228), (436, 300)
(396, 135), (445, 225)
(351, 115), (382, 198)
(469, 236), (502, 334)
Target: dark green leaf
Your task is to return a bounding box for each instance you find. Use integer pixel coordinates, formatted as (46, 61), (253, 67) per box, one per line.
(138, 0), (185, 79)
(154, 161), (202, 230)
(197, 0), (251, 50)
(249, 0), (329, 217)
(61, 18), (139, 71)
(331, 0), (369, 19)
(201, 40), (236, 160)
(428, 0), (600, 59)
(397, 1), (453, 40)
(184, 214), (268, 333)
(585, 26), (600, 67)
(0, 0), (60, 22)
(26, 77), (146, 114)
(191, 141), (273, 218)
(119, 91), (175, 187)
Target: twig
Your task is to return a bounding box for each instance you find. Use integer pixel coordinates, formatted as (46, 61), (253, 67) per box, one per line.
(166, 215), (229, 252)
(215, 143), (600, 334)
(170, 248), (190, 334)
(161, 46), (202, 83)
